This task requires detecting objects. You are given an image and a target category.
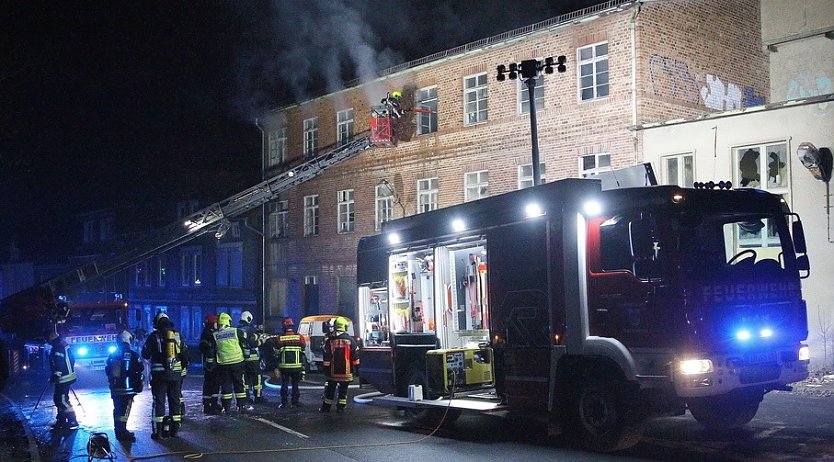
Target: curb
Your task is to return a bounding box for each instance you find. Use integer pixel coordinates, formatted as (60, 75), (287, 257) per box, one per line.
(0, 393), (41, 462)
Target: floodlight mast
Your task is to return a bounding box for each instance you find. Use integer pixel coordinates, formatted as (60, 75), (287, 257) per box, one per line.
(496, 56), (566, 186)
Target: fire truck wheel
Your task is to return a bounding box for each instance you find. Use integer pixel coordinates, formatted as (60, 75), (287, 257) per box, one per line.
(687, 395), (760, 430)
(565, 379), (644, 452)
(403, 369), (461, 427)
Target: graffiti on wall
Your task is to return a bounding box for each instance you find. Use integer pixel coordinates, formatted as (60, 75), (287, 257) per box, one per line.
(649, 54), (766, 111)
(649, 54), (701, 104)
(787, 74), (833, 100)
(700, 74), (742, 111)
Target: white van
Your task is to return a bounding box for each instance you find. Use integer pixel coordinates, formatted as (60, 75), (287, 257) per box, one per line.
(297, 315), (355, 371)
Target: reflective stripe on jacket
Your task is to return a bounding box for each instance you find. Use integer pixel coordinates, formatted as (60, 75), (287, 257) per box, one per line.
(105, 346), (144, 395)
(213, 327), (245, 365)
(238, 323), (262, 361)
(276, 332), (305, 369)
(140, 329), (187, 380)
(50, 337), (77, 384)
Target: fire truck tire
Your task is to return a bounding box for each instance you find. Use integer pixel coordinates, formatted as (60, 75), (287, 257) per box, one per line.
(403, 369), (461, 427)
(687, 396), (760, 430)
(565, 378), (644, 452)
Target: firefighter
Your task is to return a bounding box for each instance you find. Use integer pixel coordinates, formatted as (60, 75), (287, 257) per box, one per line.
(319, 317), (359, 413)
(380, 90), (403, 118)
(274, 317), (306, 408)
(212, 312), (252, 413)
(47, 329), (79, 430)
(237, 310), (266, 403)
(198, 314), (221, 414)
(105, 330), (144, 442)
(141, 312), (188, 439)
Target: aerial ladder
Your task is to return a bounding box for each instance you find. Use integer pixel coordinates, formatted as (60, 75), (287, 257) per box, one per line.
(0, 135), (374, 338)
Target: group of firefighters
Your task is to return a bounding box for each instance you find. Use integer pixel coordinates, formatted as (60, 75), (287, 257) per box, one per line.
(45, 310), (359, 442)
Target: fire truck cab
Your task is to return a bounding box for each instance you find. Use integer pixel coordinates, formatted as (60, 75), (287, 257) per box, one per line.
(356, 177), (810, 452)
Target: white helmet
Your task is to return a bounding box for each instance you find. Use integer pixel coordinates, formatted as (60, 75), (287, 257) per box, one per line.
(153, 312), (169, 328)
(118, 330), (133, 344)
(240, 311), (253, 324)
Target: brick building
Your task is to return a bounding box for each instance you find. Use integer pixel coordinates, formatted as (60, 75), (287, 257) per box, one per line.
(257, 0), (770, 326)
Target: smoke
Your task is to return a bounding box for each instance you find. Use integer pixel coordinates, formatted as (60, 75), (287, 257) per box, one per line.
(231, 0), (605, 119)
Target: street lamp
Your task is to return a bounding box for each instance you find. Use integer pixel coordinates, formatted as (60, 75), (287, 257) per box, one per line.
(497, 56), (566, 186)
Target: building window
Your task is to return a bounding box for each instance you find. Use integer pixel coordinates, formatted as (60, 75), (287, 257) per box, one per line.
(191, 307), (202, 341)
(517, 69), (545, 114)
(83, 220), (95, 244)
(578, 42), (609, 101)
(268, 201), (289, 238)
(180, 306), (191, 341)
(580, 153), (611, 177)
(375, 184), (394, 231)
(662, 153), (695, 187)
(303, 195), (319, 236)
(337, 189), (355, 234)
(337, 109), (354, 147)
(464, 170), (489, 202)
(100, 217), (114, 241)
(734, 142), (790, 248)
(417, 178), (439, 213)
(463, 73), (488, 125)
(268, 128), (287, 166)
(216, 243), (243, 288)
(416, 86), (438, 134)
(518, 163), (547, 189)
(157, 256), (166, 287)
(180, 248), (202, 286)
(303, 117), (318, 158)
(177, 200), (198, 220)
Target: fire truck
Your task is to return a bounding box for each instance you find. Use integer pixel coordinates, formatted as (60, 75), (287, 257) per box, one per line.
(356, 177), (811, 452)
(22, 301), (131, 371)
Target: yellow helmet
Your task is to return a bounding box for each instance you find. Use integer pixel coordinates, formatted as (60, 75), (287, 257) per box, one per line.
(391, 90), (402, 98)
(218, 312), (232, 326)
(334, 316), (349, 332)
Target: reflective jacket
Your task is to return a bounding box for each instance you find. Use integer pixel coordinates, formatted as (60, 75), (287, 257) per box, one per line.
(212, 326), (246, 365)
(105, 343), (144, 395)
(237, 322), (262, 362)
(141, 328), (188, 381)
(275, 329), (306, 370)
(49, 336), (77, 385)
(323, 331), (359, 382)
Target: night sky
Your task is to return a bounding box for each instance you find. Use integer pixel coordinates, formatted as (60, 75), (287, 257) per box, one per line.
(1, 0), (602, 262)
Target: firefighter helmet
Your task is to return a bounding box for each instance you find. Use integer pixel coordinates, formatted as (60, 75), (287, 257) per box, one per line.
(153, 312), (169, 328)
(334, 316), (349, 332)
(206, 314), (218, 326)
(240, 311), (253, 324)
(118, 330), (133, 345)
(391, 90), (402, 99)
(282, 317), (294, 330)
(217, 312), (232, 327)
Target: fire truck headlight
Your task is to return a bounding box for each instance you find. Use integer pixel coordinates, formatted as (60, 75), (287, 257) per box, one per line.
(798, 345), (811, 361)
(387, 232), (401, 245)
(107, 345), (118, 354)
(735, 329), (752, 341)
(77, 347), (89, 357)
(679, 359), (713, 375)
(583, 200), (602, 217)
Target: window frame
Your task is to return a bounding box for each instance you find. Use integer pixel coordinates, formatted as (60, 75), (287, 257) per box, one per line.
(268, 127), (287, 166)
(417, 177), (439, 213)
(577, 41), (609, 102)
(517, 163), (547, 189)
(579, 153), (612, 177)
(464, 170), (489, 202)
(517, 60), (545, 114)
(375, 183), (394, 231)
(268, 200), (289, 238)
(303, 194), (320, 237)
(463, 73), (488, 126)
(337, 189), (355, 234)
(661, 153), (695, 187)
(416, 86), (438, 135)
(336, 109), (355, 147)
(303, 117), (318, 158)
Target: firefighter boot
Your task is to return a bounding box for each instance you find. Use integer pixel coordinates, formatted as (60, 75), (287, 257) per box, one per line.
(336, 404), (345, 414)
(170, 420), (180, 438)
(65, 413), (80, 430)
(318, 403), (331, 413)
(51, 414), (67, 430)
(115, 422), (136, 442)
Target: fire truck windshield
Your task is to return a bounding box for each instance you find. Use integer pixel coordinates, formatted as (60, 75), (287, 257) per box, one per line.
(62, 307), (124, 334)
(675, 212), (794, 277)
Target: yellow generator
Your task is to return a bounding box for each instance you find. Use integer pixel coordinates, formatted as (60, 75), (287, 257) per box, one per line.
(426, 347), (494, 394)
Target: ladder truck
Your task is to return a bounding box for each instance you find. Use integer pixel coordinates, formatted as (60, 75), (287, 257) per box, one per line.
(0, 134), (376, 357)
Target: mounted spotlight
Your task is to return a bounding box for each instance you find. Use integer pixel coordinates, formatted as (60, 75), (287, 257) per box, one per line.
(796, 142), (833, 182)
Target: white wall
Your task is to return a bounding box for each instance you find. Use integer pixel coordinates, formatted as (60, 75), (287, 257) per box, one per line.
(641, 96), (834, 369)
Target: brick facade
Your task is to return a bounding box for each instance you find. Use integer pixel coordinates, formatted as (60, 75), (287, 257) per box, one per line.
(257, 0), (768, 325)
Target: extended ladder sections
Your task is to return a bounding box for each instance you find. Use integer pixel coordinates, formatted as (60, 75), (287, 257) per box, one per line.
(39, 135), (372, 297)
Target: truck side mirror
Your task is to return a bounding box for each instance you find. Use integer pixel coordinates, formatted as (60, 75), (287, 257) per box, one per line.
(792, 220), (807, 255)
(796, 254), (810, 279)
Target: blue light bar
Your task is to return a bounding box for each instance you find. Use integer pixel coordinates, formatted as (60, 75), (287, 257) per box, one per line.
(735, 330), (752, 341)
(107, 345), (118, 354)
(77, 346), (89, 357)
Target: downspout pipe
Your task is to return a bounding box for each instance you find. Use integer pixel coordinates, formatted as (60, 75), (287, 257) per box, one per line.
(630, 2), (642, 163)
(254, 118), (266, 326)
